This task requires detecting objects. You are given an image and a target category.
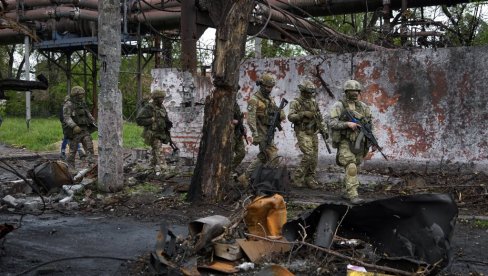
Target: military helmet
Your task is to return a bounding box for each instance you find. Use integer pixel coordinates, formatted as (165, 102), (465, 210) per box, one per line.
(151, 89), (166, 99)
(71, 86), (85, 96)
(259, 73), (276, 87)
(298, 80), (316, 94)
(343, 80), (361, 92)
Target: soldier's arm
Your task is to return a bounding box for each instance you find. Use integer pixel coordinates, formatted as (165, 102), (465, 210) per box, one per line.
(246, 98), (258, 135)
(328, 102), (349, 130)
(87, 108), (96, 123)
(62, 102), (77, 128)
(287, 100), (302, 124)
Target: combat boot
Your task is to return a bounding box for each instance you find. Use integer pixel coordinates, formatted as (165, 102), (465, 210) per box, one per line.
(237, 173), (249, 188)
(306, 178), (321, 189)
(292, 169), (305, 188)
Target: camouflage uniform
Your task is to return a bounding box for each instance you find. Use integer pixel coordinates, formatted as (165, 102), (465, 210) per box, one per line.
(240, 73), (286, 182)
(329, 80), (373, 202)
(232, 101), (246, 172)
(136, 90), (172, 173)
(288, 80), (327, 189)
(62, 86), (97, 168)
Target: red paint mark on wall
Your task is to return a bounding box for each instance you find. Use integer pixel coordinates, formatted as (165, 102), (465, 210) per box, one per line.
(401, 122), (433, 156)
(296, 61), (305, 75)
(362, 83), (399, 113)
(429, 69), (447, 124)
(355, 60), (371, 81)
(385, 126), (396, 145)
(372, 67), (381, 80)
(430, 70), (447, 107)
(246, 68), (258, 82)
(274, 60), (290, 79)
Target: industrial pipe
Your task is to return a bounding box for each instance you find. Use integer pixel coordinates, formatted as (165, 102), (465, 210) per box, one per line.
(131, 0), (181, 12)
(3, 0), (98, 11)
(268, 0), (472, 17)
(5, 6), (98, 21)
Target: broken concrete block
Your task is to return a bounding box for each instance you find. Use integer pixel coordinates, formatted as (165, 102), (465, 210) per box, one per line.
(2, 195), (18, 207)
(23, 200), (41, 211)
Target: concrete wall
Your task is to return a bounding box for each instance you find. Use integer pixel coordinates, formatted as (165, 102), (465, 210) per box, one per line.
(152, 46), (488, 171)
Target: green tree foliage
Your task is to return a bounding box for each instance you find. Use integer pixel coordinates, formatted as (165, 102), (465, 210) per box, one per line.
(440, 3), (488, 46)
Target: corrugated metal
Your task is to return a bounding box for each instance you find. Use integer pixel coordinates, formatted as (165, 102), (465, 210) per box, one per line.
(152, 46), (488, 169)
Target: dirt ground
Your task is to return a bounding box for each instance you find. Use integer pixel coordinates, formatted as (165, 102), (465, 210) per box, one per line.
(0, 144), (487, 275)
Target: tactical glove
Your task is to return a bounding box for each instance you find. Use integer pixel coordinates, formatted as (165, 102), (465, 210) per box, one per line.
(73, 125), (82, 134)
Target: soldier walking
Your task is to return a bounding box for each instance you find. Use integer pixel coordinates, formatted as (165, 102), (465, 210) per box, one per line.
(329, 80), (375, 203)
(238, 73), (286, 184)
(62, 86), (97, 168)
(136, 89), (174, 175)
(288, 80), (328, 189)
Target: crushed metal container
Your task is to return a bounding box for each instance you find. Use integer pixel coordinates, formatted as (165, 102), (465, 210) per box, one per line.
(28, 160), (73, 194)
(244, 194), (287, 238)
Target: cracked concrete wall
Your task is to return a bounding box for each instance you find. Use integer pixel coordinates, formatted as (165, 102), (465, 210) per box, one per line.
(152, 46), (488, 171)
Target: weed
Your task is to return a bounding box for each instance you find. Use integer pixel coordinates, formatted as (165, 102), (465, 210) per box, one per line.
(473, 219), (488, 229)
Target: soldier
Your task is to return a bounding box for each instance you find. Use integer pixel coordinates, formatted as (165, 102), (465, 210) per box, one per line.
(136, 89), (174, 175)
(231, 101), (247, 175)
(62, 86), (97, 168)
(238, 73), (286, 184)
(288, 80), (328, 189)
(329, 80), (375, 203)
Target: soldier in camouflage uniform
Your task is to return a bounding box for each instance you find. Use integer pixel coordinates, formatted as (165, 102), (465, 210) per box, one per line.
(329, 80), (374, 203)
(231, 101), (247, 174)
(238, 73), (286, 184)
(62, 86), (97, 168)
(288, 80), (328, 189)
(136, 89), (173, 174)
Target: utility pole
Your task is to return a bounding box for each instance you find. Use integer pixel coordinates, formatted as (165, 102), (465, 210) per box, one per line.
(97, 0), (123, 192)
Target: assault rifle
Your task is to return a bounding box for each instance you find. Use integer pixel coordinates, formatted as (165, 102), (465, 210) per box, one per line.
(343, 109), (388, 160)
(312, 112), (331, 154)
(319, 129), (332, 154)
(264, 98), (288, 147)
(165, 119), (180, 157)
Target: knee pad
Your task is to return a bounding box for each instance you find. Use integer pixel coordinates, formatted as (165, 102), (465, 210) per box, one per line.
(345, 163), (357, 177)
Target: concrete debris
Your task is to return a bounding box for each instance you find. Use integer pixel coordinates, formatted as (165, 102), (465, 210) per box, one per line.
(2, 195), (18, 207)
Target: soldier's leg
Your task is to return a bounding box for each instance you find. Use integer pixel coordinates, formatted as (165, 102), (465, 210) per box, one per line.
(304, 135), (320, 189)
(293, 132), (309, 187)
(80, 133), (95, 164)
(150, 139), (162, 171)
(231, 134), (246, 172)
(240, 143), (277, 185)
(67, 134), (81, 168)
(337, 141), (359, 199)
(264, 144), (278, 165)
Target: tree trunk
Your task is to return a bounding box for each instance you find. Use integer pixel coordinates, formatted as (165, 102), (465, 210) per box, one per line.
(188, 0), (255, 202)
(97, 0), (123, 192)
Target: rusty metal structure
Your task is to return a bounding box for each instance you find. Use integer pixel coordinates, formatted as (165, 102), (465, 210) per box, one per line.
(0, 0), (474, 83)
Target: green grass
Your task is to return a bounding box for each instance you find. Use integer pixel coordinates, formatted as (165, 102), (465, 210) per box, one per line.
(0, 117), (148, 151)
(474, 219), (488, 229)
